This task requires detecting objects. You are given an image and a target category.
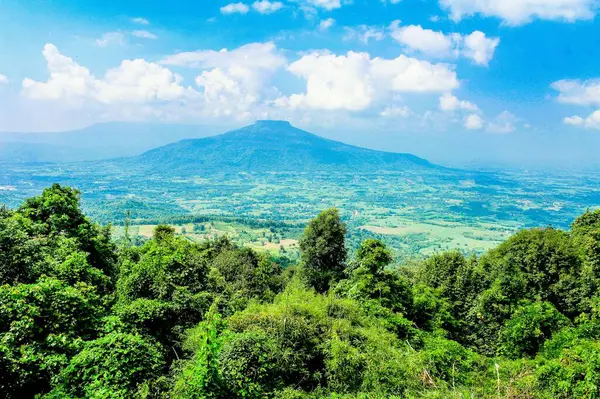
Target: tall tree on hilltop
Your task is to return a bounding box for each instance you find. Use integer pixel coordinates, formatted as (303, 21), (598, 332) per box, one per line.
(299, 208), (347, 293)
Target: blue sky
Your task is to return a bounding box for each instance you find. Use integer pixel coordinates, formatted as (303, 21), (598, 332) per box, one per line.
(0, 0), (599, 168)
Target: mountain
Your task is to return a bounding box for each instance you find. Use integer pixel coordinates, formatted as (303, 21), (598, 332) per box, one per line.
(0, 122), (221, 162)
(131, 120), (437, 174)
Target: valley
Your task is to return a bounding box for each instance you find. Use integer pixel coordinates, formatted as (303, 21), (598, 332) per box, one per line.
(2, 159), (598, 262)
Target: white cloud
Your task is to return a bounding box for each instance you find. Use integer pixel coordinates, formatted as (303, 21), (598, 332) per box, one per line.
(161, 42), (286, 117)
(389, 22), (458, 57)
(132, 30), (158, 40)
(344, 25), (386, 44)
(564, 111), (600, 129)
(0, 74), (8, 84)
(319, 18), (335, 31)
(220, 2), (251, 14)
(487, 110), (517, 133)
(380, 105), (411, 118)
(464, 113), (484, 130)
(439, 93), (478, 111)
(551, 79), (600, 107)
(564, 115), (585, 125)
(160, 42), (285, 71)
(131, 17), (150, 25)
(22, 44), (197, 105)
(279, 51), (459, 111)
(585, 111), (600, 129)
(20, 43), (291, 124)
(96, 32), (125, 47)
(252, 0), (284, 13)
(462, 31), (500, 66)
(389, 21), (499, 65)
(440, 0), (596, 25)
(301, 0), (342, 10)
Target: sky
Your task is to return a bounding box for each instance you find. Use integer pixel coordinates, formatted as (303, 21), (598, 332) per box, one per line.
(0, 0), (599, 168)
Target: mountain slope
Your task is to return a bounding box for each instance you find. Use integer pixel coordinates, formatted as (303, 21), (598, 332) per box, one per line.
(133, 120), (437, 174)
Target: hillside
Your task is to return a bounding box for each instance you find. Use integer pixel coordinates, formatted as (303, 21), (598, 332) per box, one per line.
(133, 120), (437, 174)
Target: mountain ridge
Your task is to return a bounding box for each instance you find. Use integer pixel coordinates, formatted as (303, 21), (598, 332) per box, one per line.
(132, 120), (438, 174)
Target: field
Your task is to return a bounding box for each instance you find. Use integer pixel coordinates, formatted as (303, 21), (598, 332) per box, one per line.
(2, 161), (600, 261)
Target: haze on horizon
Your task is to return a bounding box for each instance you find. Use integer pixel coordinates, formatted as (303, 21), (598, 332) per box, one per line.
(1, 0), (599, 169)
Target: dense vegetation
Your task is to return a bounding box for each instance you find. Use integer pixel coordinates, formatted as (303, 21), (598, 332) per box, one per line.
(2, 184), (600, 398)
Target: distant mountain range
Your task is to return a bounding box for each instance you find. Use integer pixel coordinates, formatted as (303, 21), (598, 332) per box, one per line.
(0, 122), (221, 162)
(129, 120), (437, 174)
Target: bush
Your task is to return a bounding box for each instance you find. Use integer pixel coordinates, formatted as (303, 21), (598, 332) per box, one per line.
(498, 301), (571, 359)
(48, 332), (165, 399)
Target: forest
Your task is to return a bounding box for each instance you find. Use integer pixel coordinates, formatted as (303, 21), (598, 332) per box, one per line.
(2, 183), (600, 398)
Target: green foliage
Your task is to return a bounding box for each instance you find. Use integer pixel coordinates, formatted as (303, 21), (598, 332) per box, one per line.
(219, 330), (286, 398)
(299, 208), (347, 293)
(498, 301), (571, 359)
(212, 246), (282, 303)
(1, 186), (600, 399)
(48, 332), (165, 399)
(537, 339), (600, 398)
(0, 277), (104, 397)
(172, 306), (225, 399)
(482, 228), (584, 317)
(0, 184), (116, 287)
(335, 239), (413, 314)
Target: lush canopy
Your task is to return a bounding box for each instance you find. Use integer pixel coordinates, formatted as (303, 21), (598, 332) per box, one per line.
(1, 185), (600, 398)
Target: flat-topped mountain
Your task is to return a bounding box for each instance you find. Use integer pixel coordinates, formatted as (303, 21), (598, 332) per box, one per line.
(133, 120), (437, 174)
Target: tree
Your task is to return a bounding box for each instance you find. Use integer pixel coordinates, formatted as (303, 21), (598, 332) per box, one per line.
(299, 208), (347, 293)
(0, 277), (104, 397)
(335, 239), (412, 314)
(47, 332), (165, 399)
(480, 228), (584, 318)
(498, 301), (570, 359)
(154, 224), (176, 242)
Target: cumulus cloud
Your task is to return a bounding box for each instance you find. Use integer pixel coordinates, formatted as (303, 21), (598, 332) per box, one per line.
(0, 74), (8, 84)
(389, 23), (458, 57)
(161, 42), (286, 117)
(440, 0), (596, 25)
(464, 113), (484, 130)
(252, 0), (284, 13)
(278, 51), (459, 111)
(131, 17), (150, 25)
(96, 32), (125, 47)
(20, 43), (292, 123)
(344, 25), (386, 44)
(439, 93), (478, 112)
(564, 111), (600, 129)
(462, 32), (500, 66)
(221, 2), (250, 14)
(552, 79), (600, 107)
(132, 30), (158, 40)
(389, 21), (499, 65)
(319, 18), (335, 31)
(22, 44), (196, 105)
